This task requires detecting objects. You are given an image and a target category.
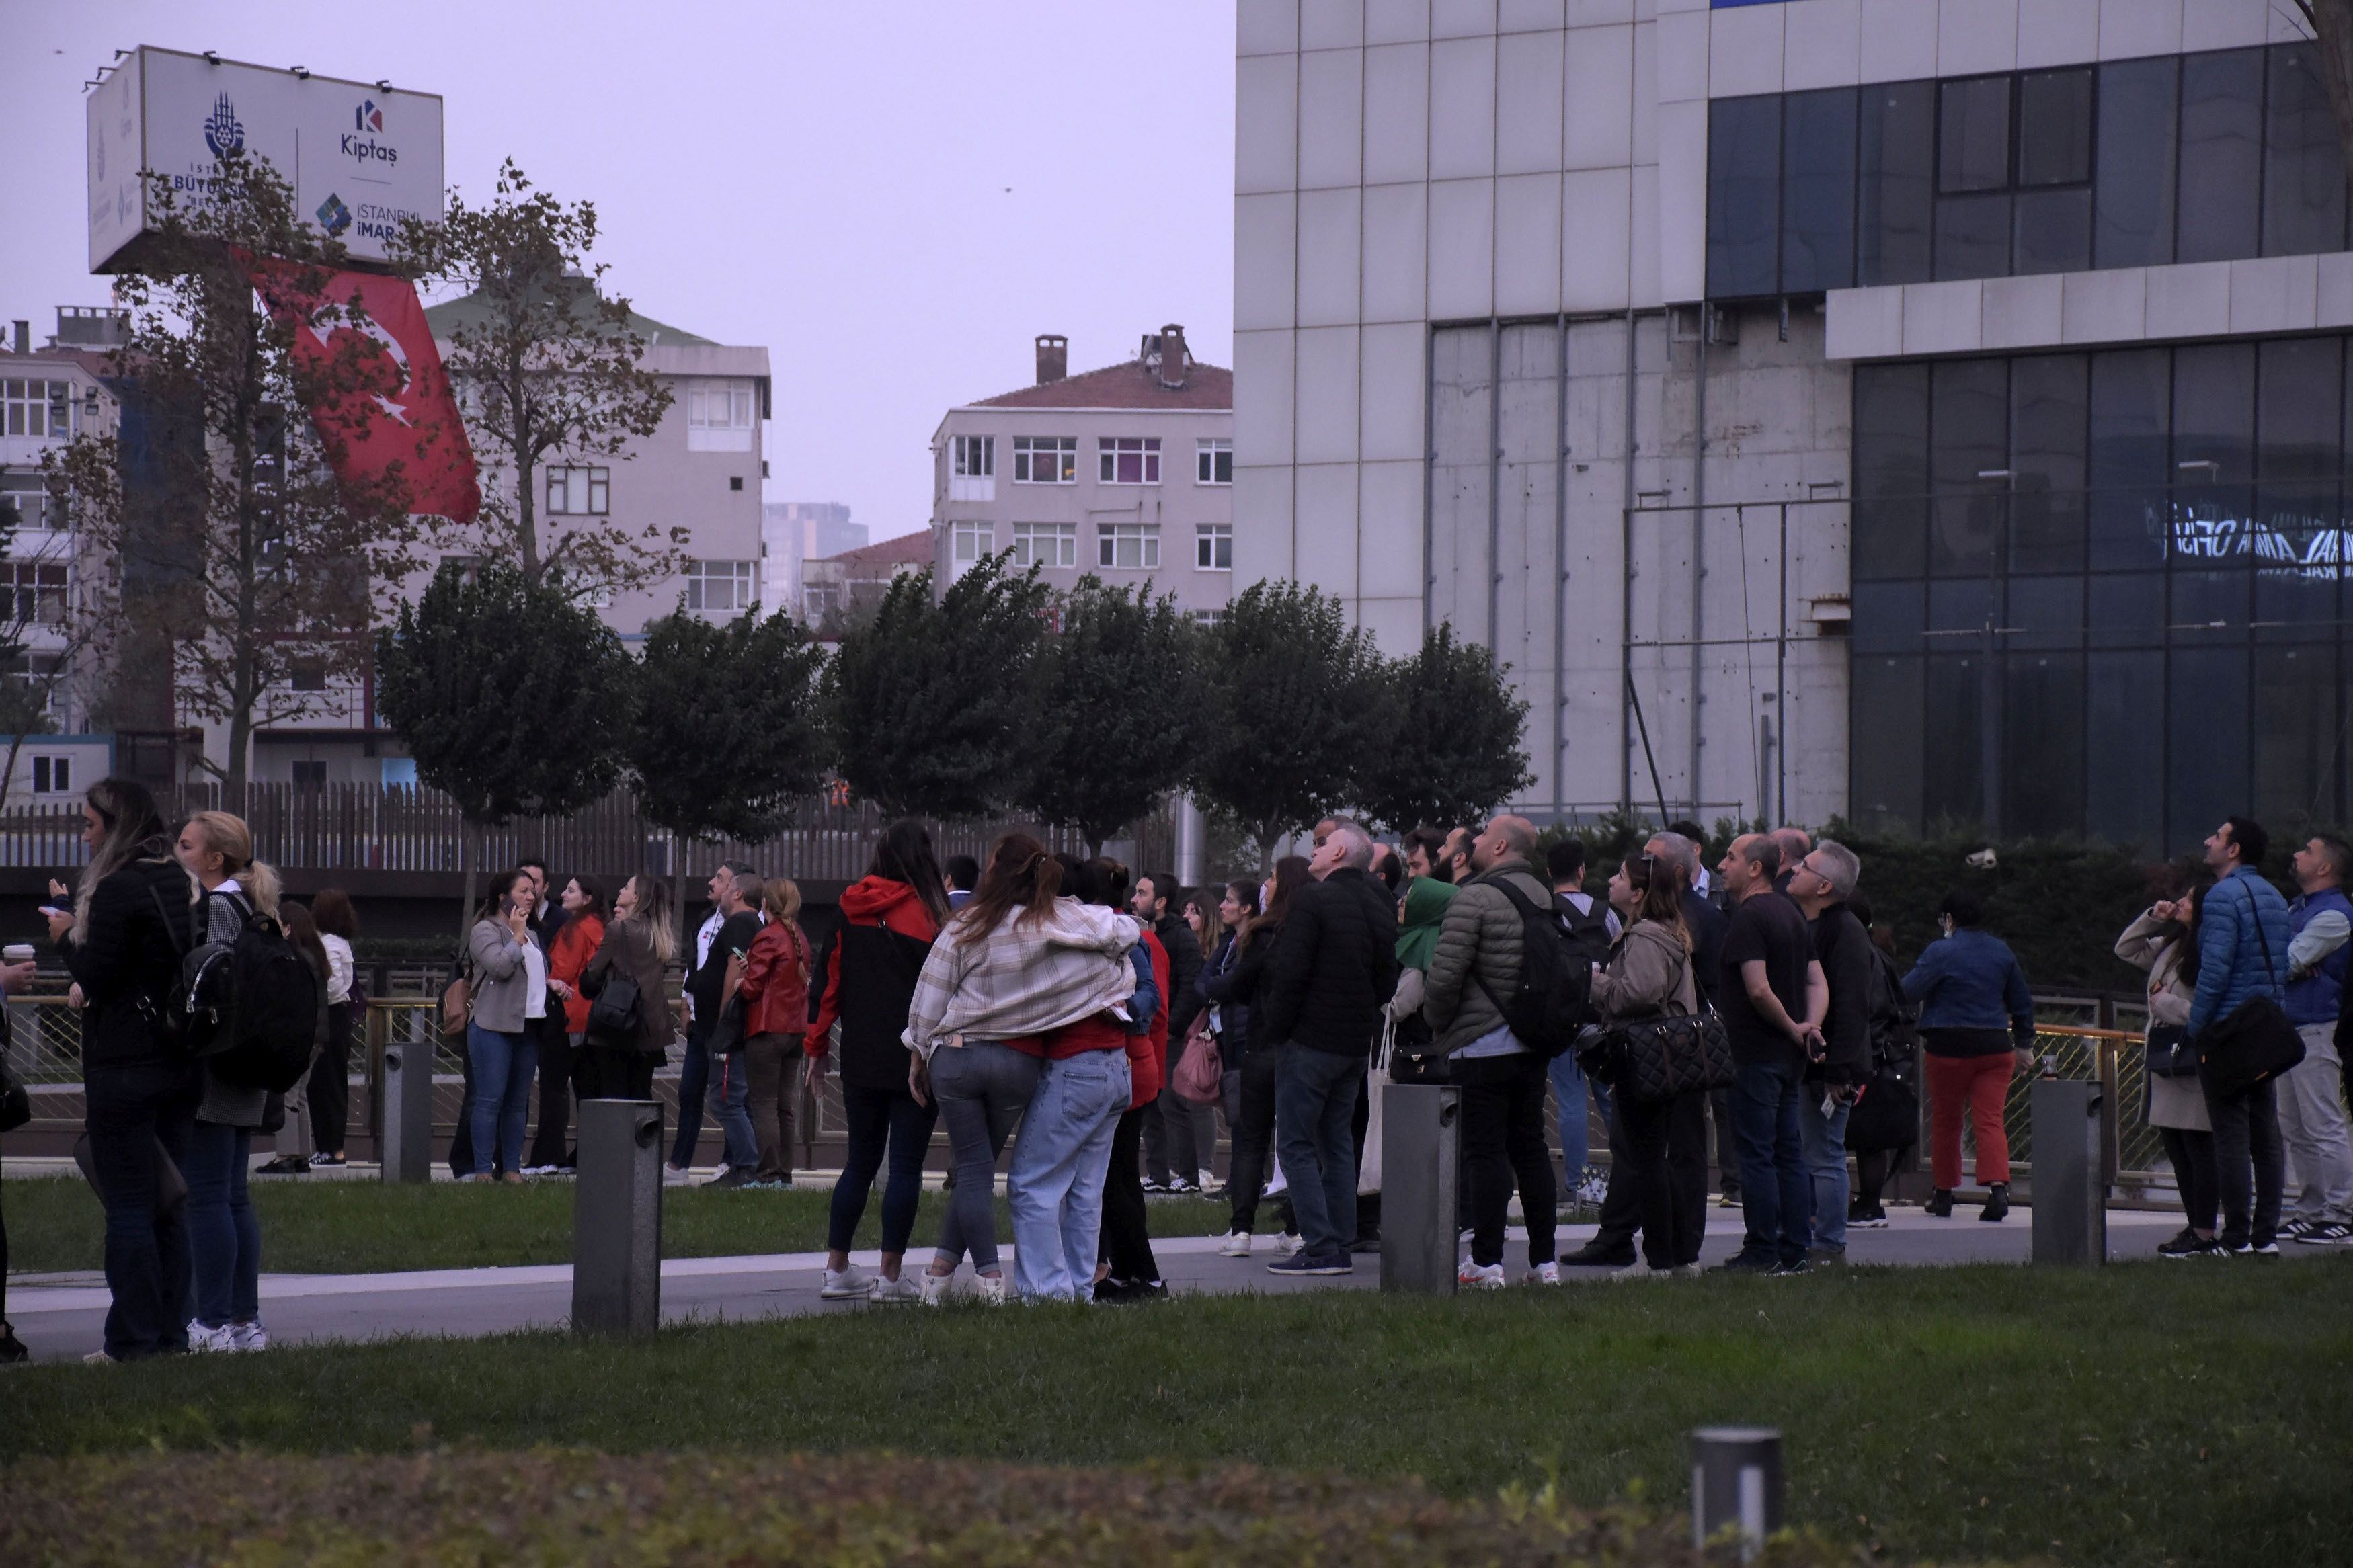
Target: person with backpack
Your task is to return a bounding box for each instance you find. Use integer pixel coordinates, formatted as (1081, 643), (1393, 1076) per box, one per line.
(173, 811), (280, 1353)
(49, 778), (202, 1362)
(463, 869), (545, 1184)
(807, 821), (949, 1303)
(577, 874), (676, 1100)
(1421, 815), (1569, 1288)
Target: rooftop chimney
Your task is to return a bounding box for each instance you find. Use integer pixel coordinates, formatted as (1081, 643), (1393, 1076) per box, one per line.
(1150, 323), (1190, 390)
(1035, 333), (1068, 385)
(9, 321), (26, 356)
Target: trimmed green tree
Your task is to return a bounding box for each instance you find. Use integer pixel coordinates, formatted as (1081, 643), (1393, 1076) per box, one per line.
(824, 553), (1051, 821)
(1193, 581), (1386, 871)
(376, 559), (633, 934)
(1355, 622), (1534, 835)
(1018, 578), (1201, 855)
(627, 605), (829, 941)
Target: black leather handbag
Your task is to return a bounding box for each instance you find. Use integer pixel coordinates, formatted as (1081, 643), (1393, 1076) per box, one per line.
(1598, 1007), (1736, 1104)
(2197, 907), (2306, 1098)
(2144, 1021), (2200, 1079)
(584, 974), (643, 1042)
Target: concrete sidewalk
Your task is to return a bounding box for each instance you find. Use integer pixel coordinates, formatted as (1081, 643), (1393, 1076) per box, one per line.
(6, 1206), (2217, 1365)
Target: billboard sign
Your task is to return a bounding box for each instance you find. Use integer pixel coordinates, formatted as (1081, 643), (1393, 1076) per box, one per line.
(87, 46), (444, 274)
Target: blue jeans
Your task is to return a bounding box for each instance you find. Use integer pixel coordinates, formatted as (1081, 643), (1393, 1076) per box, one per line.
(1797, 1089), (1852, 1251)
(184, 1120), (260, 1328)
(1273, 1045), (1363, 1260)
(827, 1085), (937, 1254)
(1548, 1052), (1614, 1182)
(670, 1029), (711, 1167)
(84, 1058), (200, 1360)
(465, 1022), (536, 1178)
(1731, 1057), (1811, 1267)
(930, 1042), (1042, 1276)
(1007, 1049), (1129, 1301)
(707, 1049), (758, 1172)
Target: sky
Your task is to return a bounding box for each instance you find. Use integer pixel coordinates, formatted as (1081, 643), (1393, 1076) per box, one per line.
(0, 0), (1239, 543)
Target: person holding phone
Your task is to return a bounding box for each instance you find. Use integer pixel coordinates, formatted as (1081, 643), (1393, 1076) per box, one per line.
(462, 869), (544, 1183)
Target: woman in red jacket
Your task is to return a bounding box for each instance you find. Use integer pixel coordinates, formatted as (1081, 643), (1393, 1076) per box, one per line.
(539, 876), (606, 1170)
(807, 821), (950, 1303)
(732, 877), (812, 1189)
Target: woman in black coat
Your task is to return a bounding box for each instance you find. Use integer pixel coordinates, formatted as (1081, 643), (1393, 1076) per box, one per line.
(1200, 858), (1308, 1254)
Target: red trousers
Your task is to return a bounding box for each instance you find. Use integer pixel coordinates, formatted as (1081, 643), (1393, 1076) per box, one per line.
(1926, 1050), (2015, 1189)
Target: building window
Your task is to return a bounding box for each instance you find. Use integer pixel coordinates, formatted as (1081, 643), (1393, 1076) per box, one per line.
(1195, 523), (1232, 571)
(1191, 608), (1225, 627)
(1196, 438), (1232, 485)
(290, 760), (328, 788)
(2, 651), (61, 721)
(0, 472), (64, 532)
(545, 465), (609, 515)
(951, 522), (994, 567)
(290, 660), (329, 693)
(1, 561), (66, 626)
(687, 382), (755, 452)
(1097, 436), (1161, 485)
(1012, 436), (1077, 483)
(0, 380), (69, 440)
(1097, 522), (1160, 571)
(953, 435), (994, 478)
(684, 559), (756, 612)
(1012, 521), (1076, 569)
(30, 755), (69, 795)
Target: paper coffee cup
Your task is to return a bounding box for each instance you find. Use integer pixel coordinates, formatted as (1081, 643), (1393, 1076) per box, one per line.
(3, 945), (36, 964)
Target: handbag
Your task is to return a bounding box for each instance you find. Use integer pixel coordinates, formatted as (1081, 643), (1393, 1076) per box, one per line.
(439, 971), (472, 1040)
(1844, 1053), (1920, 1151)
(586, 973), (643, 1042)
(2197, 900), (2307, 1098)
(1603, 1007), (1736, 1104)
(1358, 1017), (1391, 1196)
(1170, 1013), (1223, 1106)
(2144, 1021), (2200, 1079)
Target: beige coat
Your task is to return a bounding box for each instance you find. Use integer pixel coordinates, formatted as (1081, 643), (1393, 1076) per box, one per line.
(1590, 917), (1698, 1022)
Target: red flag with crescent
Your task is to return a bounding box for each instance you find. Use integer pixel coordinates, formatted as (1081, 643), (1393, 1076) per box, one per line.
(241, 255), (481, 524)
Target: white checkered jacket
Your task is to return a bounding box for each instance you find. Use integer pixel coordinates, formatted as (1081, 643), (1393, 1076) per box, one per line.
(901, 899), (1142, 1059)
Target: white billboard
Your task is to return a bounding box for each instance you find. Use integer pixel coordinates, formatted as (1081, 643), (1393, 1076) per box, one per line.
(87, 46), (444, 274)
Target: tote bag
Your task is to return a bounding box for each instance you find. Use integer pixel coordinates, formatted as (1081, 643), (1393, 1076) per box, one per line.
(1359, 1017), (1393, 1196)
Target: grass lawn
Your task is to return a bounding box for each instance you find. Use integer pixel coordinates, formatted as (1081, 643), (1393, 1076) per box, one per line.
(0, 1173), (1237, 1274)
(7, 1260), (2347, 1567)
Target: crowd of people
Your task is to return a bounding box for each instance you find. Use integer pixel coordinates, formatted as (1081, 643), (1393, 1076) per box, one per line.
(7, 772), (2343, 1361)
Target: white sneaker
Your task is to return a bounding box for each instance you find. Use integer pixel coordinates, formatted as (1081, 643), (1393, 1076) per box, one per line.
(974, 1272), (1008, 1305)
(82, 1349), (116, 1365)
(1524, 1261), (1561, 1286)
(186, 1319), (236, 1353)
(1196, 1169), (1218, 1195)
(1458, 1260), (1507, 1290)
(519, 1164), (559, 1178)
(662, 1163), (692, 1186)
(1609, 1260), (1657, 1282)
(918, 1270), (955, 1307)
(1217, 1229), (1253, 1257)
(870, 1272), (922, 1304)
(820, 1264), (874, 1300)
(1274, 1231), (1304, 1256)
(229, 1321), (268, 1352)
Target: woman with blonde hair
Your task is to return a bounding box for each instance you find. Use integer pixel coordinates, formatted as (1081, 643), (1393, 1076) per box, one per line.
(731, 876), (813, 1188)
(578, 872), (677, 1101)
(175, 809), (282, 1350)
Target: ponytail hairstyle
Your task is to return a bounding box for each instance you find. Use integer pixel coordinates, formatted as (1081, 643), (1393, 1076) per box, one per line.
(951, 832), (1062, 948)
(74, 776), (171, 942)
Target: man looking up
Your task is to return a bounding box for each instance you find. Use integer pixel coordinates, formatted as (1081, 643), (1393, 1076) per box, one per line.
(1784, 840), (1872, 1265)
(1712, 834), (1826, 1276)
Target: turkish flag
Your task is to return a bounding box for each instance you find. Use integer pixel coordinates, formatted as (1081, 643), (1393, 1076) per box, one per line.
(243, 257), (481, 524)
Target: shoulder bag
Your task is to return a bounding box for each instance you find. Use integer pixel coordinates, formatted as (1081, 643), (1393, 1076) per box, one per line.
(2143, 1020), (2200, 1078)
(2197, 898), (2306, 1098)
(1170, 1010), (1224, 1106)
(1585, 941), (1735, 1104)
(585, 973), (643, 1043)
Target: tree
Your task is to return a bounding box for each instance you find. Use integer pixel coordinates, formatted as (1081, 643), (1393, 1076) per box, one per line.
(1193, 581), (1386, 871)
(376, 559), (633, 932)
(627, 605), (828, 941)
(824, 553), (1050, 820)
(1355, 622), (1533, 835)
(2295, 3), (2353, 179)
(1017, 578), (1201, 854)
(395, 159), (681, 597)
(46, 151), (441, 791)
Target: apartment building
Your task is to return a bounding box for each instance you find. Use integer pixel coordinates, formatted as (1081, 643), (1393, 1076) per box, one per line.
(1235, 0), (2350, 852)
(761, 501), (867, 622)
(930, 327), (1237, 621)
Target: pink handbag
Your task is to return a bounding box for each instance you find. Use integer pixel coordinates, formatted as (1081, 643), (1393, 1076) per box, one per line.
(1170, 1015), (1224, 1105)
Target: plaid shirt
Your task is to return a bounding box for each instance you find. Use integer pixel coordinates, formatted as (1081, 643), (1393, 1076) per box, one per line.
(902, 899), (1142, 1058)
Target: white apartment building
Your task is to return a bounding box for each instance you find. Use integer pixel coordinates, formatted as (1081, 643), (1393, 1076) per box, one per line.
(930, 327), (1237, 621)
(1236, 0), (2352, 853)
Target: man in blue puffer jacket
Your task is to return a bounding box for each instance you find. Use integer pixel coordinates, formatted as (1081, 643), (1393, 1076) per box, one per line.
(2188, 816), (2292, 1256)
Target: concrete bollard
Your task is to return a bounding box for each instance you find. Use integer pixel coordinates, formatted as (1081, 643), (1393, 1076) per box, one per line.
(574, 1098), (664, 1336)
(1691, 1426), (1784, 1560)
(1379, 1083), (1460, 1294)
(2030, 1077), (2107, 1266)
(378, 1030), (436, 1185)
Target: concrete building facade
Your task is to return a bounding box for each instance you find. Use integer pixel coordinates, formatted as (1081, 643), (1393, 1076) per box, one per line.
(1234, 0), (2349, 853)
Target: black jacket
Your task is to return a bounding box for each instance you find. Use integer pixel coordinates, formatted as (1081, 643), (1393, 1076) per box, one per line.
(1256, 866), (1400, 1057)
(1199, 924), (1271, 1062)
(688, 909), (763, 1032)
(1682, 887), (1729, 1011)
(59, 850), (200, 1072)
(1157, 913), (1205, 1044)
(1810, 903), (1874, 1085)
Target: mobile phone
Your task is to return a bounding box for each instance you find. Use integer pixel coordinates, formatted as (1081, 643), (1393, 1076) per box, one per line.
(38, 905), (64, 919)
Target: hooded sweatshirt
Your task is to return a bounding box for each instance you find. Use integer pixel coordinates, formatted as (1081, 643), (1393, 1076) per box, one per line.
(808, 876), (941, 1076)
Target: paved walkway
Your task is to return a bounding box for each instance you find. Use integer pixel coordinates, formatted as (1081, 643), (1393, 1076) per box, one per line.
(6, 1203), (2219, 1365)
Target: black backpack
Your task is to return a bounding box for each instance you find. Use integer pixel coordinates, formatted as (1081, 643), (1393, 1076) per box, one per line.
(1473, 877), (1609, 1059)
(154, 886), (321, 1092)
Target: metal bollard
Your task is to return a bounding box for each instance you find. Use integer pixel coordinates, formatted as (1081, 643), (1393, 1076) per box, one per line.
(2030, 1078), (2107, 1266)
(573, 1098), (664, 1336)
(1691, 1426), (1784, 1560)
(378, 1030), (435, 1184)
(1379, 1083), (1460, 1294)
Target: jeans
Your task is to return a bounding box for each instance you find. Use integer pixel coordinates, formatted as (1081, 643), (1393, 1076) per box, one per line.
(707, 1048), (759, 1173)
(928, 1041), (1041, 1274)
(1616, 1086), (1708, 1268)
(1006, 1048), (1129, 1301)
(1709, 1085), (1742, 1197)
(1797, 1089), (1853, 1250)
(1926, 1050), (2015, 1188)
(84, 1058), (200, 1359)
(1456, 1050), (1557, 1268)
(827, 1084), (936, 1255)
(1273, 1045), (1363, 1261)
(1099, 1104), (1159, 1285)
(744, 1032), (805, 1182)
(527, 1014), (577, 1168)
(184, 1120), (260, 1327)
(447, 1044), (477, 1178)
(669, 1028), (712, 1167)
(2206, 1076), (2284, 1249)
(465, 1021), (535, 1179)
(2280, 1025), (2353, 1225)
(1548, 1052), (1613, 1184)
(308, 999), (353, 1155)
(2160, 1126), (2220, 1233)
(1730, 1057), (1811, 1267)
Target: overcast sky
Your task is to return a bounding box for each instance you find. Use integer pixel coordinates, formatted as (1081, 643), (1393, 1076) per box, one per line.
(1, 1), (1238, 543)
